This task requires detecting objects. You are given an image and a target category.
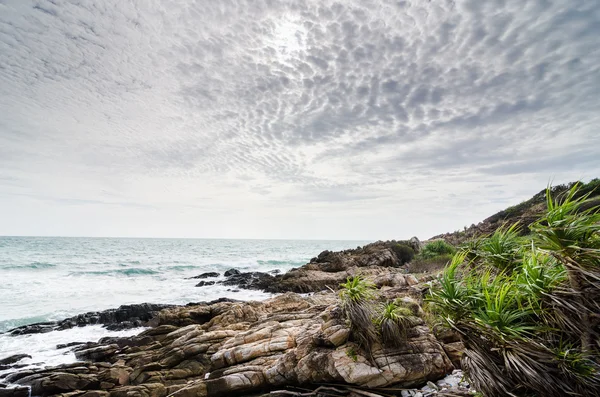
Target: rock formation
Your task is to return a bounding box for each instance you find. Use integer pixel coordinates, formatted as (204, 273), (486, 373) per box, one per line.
(2, 288), (458, 397)
(212, 240), (422, 293)
(6, 304), (175, 336)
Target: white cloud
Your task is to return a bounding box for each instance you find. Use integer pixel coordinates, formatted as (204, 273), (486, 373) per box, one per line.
(0, 0), (599, 239)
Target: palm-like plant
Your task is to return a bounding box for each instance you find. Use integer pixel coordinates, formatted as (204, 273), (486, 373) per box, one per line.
(339, 275), (378, 348)
(478, 223), (523, 271)
(428, 184), (600, 397)
(531, 184), (600, 353)
(375, 301), (420, 346)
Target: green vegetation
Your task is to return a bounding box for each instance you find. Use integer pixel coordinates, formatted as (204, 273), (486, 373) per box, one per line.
(408, 240), (456, 274)
(390, 243), (415, 265)
(428, 184), (600, 397)
(486, 178), (600, 225)
(375, 301), (419, 346)
(432, 178), (600, 247)
(408, 254), (453, 274)
(339, 275), (378, 349)
(339, 276), (422, 350)
(345, 347), (358, 362)
(475, 222), (523, 271)
(419, 240), (457, 259)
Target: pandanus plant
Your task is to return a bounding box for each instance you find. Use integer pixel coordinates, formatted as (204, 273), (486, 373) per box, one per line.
(428, 184), (600, 397)
(339, 275), (379, 348)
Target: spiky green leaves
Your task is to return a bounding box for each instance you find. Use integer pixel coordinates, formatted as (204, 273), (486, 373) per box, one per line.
(427, 184), (600, 397)
(339, 276), (378, 349)
(339, 276), (423, 350)
(375, 301), (420, 346)
(478, 223), (524, 271)
(339, 275), (376, 304)
(532, 182), (600, 268)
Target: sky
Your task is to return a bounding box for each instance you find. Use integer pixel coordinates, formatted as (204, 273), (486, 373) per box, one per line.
(0, 0), (599, 240)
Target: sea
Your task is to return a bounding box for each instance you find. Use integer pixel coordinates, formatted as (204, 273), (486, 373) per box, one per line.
(0, 236), (367, 376)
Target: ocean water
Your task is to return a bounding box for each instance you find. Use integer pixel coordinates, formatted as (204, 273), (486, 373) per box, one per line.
(0, 236), (366, 374)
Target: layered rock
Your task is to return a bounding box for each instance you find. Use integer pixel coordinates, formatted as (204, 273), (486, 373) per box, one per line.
(3, 290), (455, 397)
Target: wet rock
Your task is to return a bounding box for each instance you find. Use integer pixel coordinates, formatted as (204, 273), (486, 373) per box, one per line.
(57, 342), (86, 350)
(222, 272), (274, 290)
(18, 372), (99, 396)
(0, 386), (30, 397)
(195, 281), (216, 287)
(0, 355), (31, 366)
(187, 272), (219, 280)
(7, 304), (172, 335)
(7, 323), (55, 335)
(223, 269), (240, 277)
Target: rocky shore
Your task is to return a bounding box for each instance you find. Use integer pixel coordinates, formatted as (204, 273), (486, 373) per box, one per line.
(1, 239), (470, 397)
(189, 240), (424, 294)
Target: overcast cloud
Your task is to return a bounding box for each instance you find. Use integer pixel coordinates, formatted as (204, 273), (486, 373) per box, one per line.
(1, 0), (599, 240)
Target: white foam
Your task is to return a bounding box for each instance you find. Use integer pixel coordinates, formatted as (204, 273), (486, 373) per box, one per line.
(0, 325), (145, 377)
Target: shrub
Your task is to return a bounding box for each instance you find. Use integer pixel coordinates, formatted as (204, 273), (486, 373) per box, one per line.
(419, 240), (456, 259)
(390, 243), (415, 265)
(428, 184), (600, 397)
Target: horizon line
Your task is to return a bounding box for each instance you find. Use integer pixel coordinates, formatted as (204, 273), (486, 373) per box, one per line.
(0, 234), (389, 242)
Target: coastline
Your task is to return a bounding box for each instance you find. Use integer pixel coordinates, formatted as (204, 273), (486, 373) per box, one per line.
(0, 240), (471, 397)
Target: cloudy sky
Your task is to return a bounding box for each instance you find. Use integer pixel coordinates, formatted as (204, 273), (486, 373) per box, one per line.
(0, 0), (599, 240)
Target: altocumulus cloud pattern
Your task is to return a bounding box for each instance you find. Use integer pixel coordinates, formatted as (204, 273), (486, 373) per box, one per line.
(0, 0), (599, 239)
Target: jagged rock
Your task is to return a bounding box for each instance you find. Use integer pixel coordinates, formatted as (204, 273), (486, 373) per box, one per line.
(8, 293), (455, 397)
(187, 272), (219, 280)
(7, 304), (173, 336)
(7, 322), (55, 335)
(223, 269), (240, 277)
(109, 383), (166, 397)
(222, 272), (274, 290)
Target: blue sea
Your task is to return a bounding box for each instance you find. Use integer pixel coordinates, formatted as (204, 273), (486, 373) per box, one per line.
(0, 236), (366, 373)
